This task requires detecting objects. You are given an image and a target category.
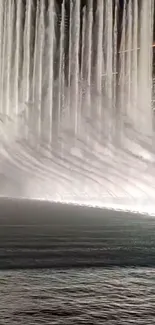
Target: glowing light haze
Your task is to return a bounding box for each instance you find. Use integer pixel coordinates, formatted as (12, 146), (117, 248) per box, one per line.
(0, 0), (155, 213)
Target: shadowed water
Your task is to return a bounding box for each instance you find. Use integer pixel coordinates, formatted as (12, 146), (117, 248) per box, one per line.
(1, 268), (155, 324)
(1, 200), (155, 323)
(0, 198), (155, 269)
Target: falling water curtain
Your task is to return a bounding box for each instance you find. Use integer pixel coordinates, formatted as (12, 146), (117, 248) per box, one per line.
(0, 0), (154, 200)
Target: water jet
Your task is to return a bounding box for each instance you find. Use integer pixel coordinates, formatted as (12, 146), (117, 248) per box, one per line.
(0, 0), (154, 214)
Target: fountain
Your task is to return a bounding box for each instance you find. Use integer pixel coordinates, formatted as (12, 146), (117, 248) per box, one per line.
(0, 0), (155, 213)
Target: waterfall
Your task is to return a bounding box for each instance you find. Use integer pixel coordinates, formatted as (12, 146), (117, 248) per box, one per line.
(0, 0), (155, 208)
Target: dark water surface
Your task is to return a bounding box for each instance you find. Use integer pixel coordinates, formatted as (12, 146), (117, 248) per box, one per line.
(1, 198), (155, 323)
(0, 198), (155, 268)
(1, 268), (155, 324)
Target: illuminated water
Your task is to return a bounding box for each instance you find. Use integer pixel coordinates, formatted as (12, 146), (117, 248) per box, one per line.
(0, 0), (155, 211)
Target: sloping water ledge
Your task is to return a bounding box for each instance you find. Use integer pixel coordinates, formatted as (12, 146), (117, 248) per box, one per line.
(0, 198), (155, 269)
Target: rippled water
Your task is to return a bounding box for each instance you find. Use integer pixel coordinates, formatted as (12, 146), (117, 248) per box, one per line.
(1, 268), (155, 324)
(1, 200), (155, 323)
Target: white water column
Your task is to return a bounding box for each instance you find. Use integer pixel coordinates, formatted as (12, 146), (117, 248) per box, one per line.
(138, 0), (154, 135)
(0, 0), (154, 147)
